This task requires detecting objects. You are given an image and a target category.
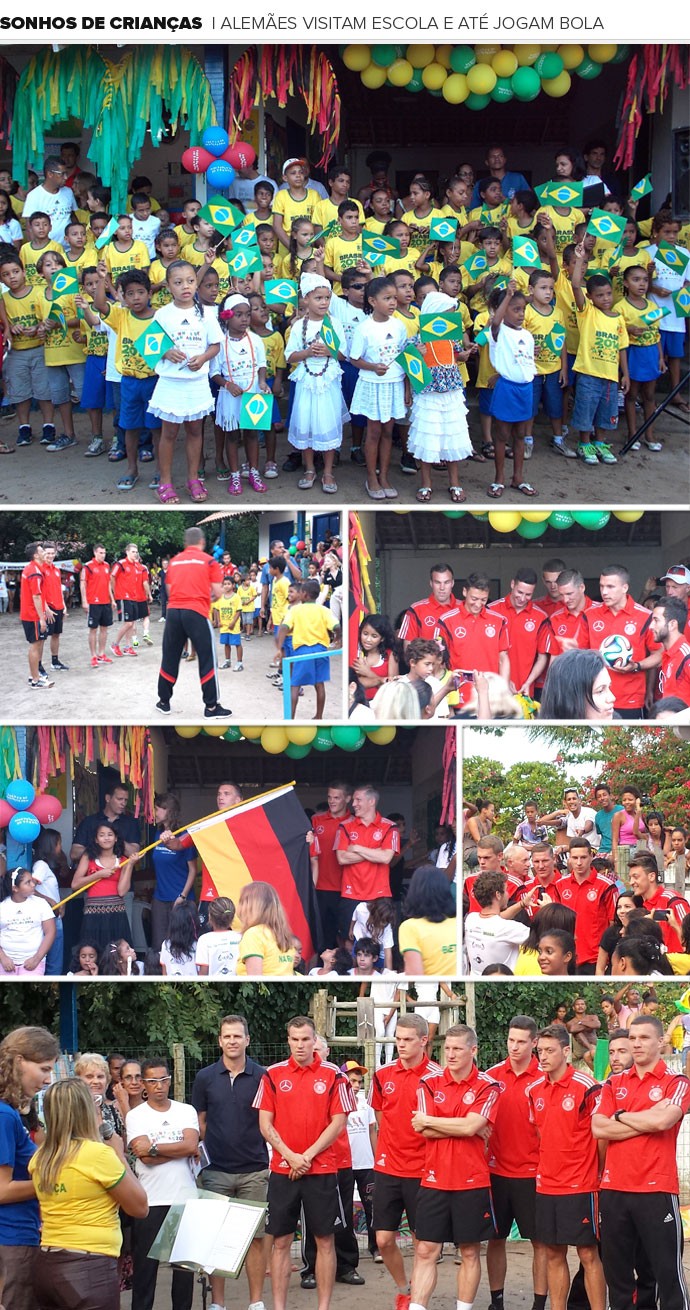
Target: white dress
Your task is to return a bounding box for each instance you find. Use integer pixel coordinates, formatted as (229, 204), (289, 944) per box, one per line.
(285, 316), (346, 452)
(407, 357), (473, 463)
(350, 316), (408, 422)
(210, 330), (268, 432)
(148, 302), (223, 423)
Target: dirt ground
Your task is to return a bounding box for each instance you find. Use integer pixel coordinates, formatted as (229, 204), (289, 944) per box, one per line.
(1, 398), (688, 508)
(0, 610), (343, 723)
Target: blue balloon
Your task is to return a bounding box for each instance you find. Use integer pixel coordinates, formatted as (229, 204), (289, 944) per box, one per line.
(8, 811), (40, 842)
(206, 160), (236, 190)
(201, 127), (230, 158)
(289, 535), (298, 545)
(5, 779), (35, 811)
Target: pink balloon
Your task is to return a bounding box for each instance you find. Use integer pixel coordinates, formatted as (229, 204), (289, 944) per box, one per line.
(0, 799), (14, 828)
(181, 146), (215, 175)
(29, 794), (63, 825)
(223, 143), (257, 170)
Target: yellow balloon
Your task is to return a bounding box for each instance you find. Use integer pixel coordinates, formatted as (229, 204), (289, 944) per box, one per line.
(541, 43), (559, 50)
(285, 726), (318, 745)
(175, 725), (201, 738)
(475, 44), (501, 64)
(239, 724), (263, 739)
(612, 510), (644, 523)
(361, 63), (388, 89)
(422, 62), (448, 91)
(588, 44), (617, 63)
(558, 43), (584, 69)
(442, 73), (469, 104)
(542, 71), (572, 97)
(492, 50), (518, 77)
(466, 63), (497, 94)
(387, 58), (414, 87)
(365, 726), (397, 745)
(521, 511), (552, 523)
(435, 45), (453, 68)
(407, 44), (436, 68)
(261, 727), (289, 755)
(342, 44), (371, 72)
(489, 511), (523, 533)
(515, 44), (542, 65)
(203, 725), (228, 737)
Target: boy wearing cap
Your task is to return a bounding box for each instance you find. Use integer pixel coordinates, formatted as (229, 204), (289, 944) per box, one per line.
(343, 1060), (379, 1263)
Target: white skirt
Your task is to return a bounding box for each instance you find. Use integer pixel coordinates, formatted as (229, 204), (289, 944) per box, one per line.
(407, 389), (473, 462)
(215, 387), (249, 433)
(351, 375), (407, 423)
(289, 375), (346, 452)
(148, 374), (215, 424)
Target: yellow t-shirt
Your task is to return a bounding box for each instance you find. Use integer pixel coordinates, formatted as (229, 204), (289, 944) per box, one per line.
(428, 246), (476, 282)
(523, 304), (565, 375)
(258, 329), (286, 379)
(440, 203), (469, 227)
(284, 601), (336, 650)
(617, 296), (662, 348)
(573, 300), (629, 382)
(149, 259), (174, 310)
(37, 291), (87, 366)
(384, 251), (421, 279)
(19, 240), (63, 286)
(104, 240), (151, 279)
(611, 249), (653, 304)
(468, 202), (508, 226)
(363, 216), (387, 236)
(1, 286), (44, 350)
(29, 1138), (124, 1257)
(313, 197), (365, 230)
(212, 594), (241, 633)
(473, 308), (497, 390)
(678, 222), (690, 253)
(393, 307), (419, 340)
(554, 270), (580, 356)
(464, 255), (513, 312)
(236, 923), (295, 976)
(324, 235), (363, 292)
(82, 300), (109, 358)
(506, 215), (538, 242)
(64, 249), (92, 279)
(538, 207), (585, 257)
(272, 187), (321, 236)
(237, 582), (255, 614)
(511, 258), (552, 297)
(400, 207), (446, 251)
(513, 947), (540, 976)
(174, 224), (197, 250)
(101, 303), (156, 379)
(240, 212), (275, 232)
(270, 574), (290, 626)
(398, 916), (457, 976)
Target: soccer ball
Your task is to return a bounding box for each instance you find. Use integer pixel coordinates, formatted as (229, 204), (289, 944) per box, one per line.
(599, 634), (633, 669)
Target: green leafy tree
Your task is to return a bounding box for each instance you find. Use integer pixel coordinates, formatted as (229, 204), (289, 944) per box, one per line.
(463, 756), (576, 842)
(0, 512), (261, 566)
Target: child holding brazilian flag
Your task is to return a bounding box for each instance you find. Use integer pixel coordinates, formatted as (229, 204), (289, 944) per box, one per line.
(406, 292), (474, 504)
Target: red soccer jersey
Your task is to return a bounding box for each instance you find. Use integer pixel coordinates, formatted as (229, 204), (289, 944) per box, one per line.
(438, 603), (509, 706)
(333, 1124), (353, 1170)
(545, 597), (595, 655)
(252, 1053), (356, 1175)
(369, 1056), (443, 1178)
(40, 562), (65, 613)
(535, 594), (561, 619)
(133, 562), (149, 603)
(334, 813), (399, 902)
(486, 1056), (541, 1178)
(20, 561), (44, 622)
(82, 558), (112, 606)
(463, 870), (524, 915)
(643, 884), (689, 952)
(585, 597), (658, 710)
(528, 1065), (600, 1194)
(520, 875), (563, 918)
(556, 868), (616, 965)
(398, 593), (459, 643)
(417, 1064), (500, 1190)
(598, 1060), (690, 1194)
(167, 547), (224, 618)
(111, 558), (139, 602)
(658, 637), (690, 705)
(311, 810), (352, 894)
(488, 597), (548, 690)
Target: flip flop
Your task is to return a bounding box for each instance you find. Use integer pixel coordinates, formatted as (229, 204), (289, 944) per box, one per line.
(0, 443), (14, 455)
(481, 442), (495, 458)
(448, 487), (466, 503)
(511, 481), (538, 497)
(487, 483), (505, 498)
(468, 448), (486, 462)
(416, 487), (432, 502)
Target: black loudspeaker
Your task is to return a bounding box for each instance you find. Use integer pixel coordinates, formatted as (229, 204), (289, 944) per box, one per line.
(672, 127), (689, 218)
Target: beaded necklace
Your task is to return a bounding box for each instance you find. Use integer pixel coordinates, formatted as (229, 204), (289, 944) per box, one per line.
(301, 316), (330, 377)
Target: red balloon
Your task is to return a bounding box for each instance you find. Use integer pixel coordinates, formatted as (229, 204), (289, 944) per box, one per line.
(181, 146), (215, 175)
(223, 143), (257, 170)
(29, 794), (63, 825)
(296, 541), (306, 550)
(0, 799), (14, 828)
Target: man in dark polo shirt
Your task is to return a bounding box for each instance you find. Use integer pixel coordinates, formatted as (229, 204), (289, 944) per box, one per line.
(156, 526), (230, 719)
(192, 1014), (269, 1310)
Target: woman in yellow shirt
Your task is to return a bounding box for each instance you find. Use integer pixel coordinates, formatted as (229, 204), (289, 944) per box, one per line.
(29, 1078), (147, 1310)
(398, 865), (457, 976)
(235, 881), (296, 976)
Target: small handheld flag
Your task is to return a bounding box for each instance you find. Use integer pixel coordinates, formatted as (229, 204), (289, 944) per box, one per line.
(672, 286), (690, 317)
(264, 279), (298, 309)
(362, 232), (401, 260)
(51, 268), (80, 298)
(462, 252), (488, 279)
(231, 227), (259, 249)
(395, 344), (432, 394)
(319, 315), (341, 358)
(225, 246), (263, 276)
(198, 196), (245, 235)
(512, 236), (540, 269)
(474, 326), (490, 347)
(641, 304), (670, 326)
(586, 209), (627, 245)
(655, 242), (690, 274)
(309, 220), (340, 246)
(132, 322), (176, 368)
(46, 304), (67, 337)
(420, 310), (465, 342)
(429, 216), (458, 242)
(94, 217), (118, 250)
(239, 393), (273, 430)
(537, 180), (584, 208)
(630, 174), (653, 203)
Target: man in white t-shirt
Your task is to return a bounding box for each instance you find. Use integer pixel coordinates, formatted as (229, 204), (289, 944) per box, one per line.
(22, 156), (76, 246)
(540, 788), (600, 851)
(463, 871), (535, 976)
(343, 1060), (379, 1261)
(126, 1058), (199, 1310)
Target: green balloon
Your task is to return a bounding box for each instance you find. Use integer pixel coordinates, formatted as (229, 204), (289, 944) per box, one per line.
(371, 44), (398, 68)
(575, 58), (602, 79)
(405, 70), (425, 92)
(312, 728), (335, 752)
(611, 45), (630, 64)
(331, 725), (365, 751)
(465, 92), (491, 110)
(572, 511), (611, 530)
(429, 89), (444, 97)
(511, 67), (541, 101)
(534, 52), (564, 79)
(285, 741), (311, 759)
(490, 77), (514, 103)
(449, 45), (476, 74)
(472, 512), (489, 522)
(515, 518), (548, 539)
(548, 510), (575, 530)
(443, 510), (466, 519)
(223, 726), (241, 741)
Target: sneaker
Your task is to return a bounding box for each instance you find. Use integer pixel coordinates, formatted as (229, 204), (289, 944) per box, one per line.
(350, 447), (366, 465)
(524, 436), (534, 460)
(17, 425), (32, 447)
(204, 703), (233, 718)
(551, 438), (577, 459)
(132, 636), (139, 647)
(240, 461), (250, 479)
(282, 451), (302, 472)
(111, 644), (124, 658)
(272, 676), (283, 689)
(85, 436), (105, 457)
(228, 473), (243, 497)
(630, 440), (641, 451)
(400, 450), (418, 474)
(594, 441), (618, 465)
(0, 405), (16, 421)
(51, 659), (69, 671)
(90, 655), (100, 668)
(234, 662), (244, 671)
(155, 700), (171, 715)
(143, 634), (154, 646)
(644, 440), (663, 452)
(395, 1295), (411, 1310)
(41, 424), (56, 445)
(123, 646), (138, 656)
(561, 424), (569, 438)
(264, 461), (279, 478)
(221, 660), (232, 669)
(248, 469), (267, 493)
(577, 442), (599, 466)
(29, 676), (54, 689)
(372, 1253), (383, 1263)
(97, 654), (113, 664)
(39, 663), (46, 676)
(46, 434), (77, 452)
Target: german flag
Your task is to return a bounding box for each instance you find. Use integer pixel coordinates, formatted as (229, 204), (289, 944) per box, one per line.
(187, 785), (318, 959)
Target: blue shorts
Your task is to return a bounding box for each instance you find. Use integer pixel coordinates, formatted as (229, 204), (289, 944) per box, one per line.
(82, 354), (108, 409)
(220, 632), (241, 647)
(628, 343), (662, 383)
(291, 643), (330, 686)
(660, 328), (686, 359)
(119, 374), (160, 430)
(490, 376), (534, 423)
(532, 370), (564, 420)
(478, 387), (494, 416)
(567, 353), (576, 386)
(572, 373), (619, 432)
(283, 637), (293, 659)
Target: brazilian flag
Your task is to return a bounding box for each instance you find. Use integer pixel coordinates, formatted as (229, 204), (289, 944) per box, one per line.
(198, 196), (245, 235)
(51, 268), (80, 298)
(420, 310), (465, 342)
(512, 236), (540, 269)
(655, 242), (690, 274)
(641, 304), (670, 326)
(630, 174), (653, 202)
(310, 219), (340, 245)
(429, 216), (458, 242)
(462, 252), (488, 279)
(132, 323), (176, 368)
(94, 217), (118, 250)
(264, 279), (298, 309)
(231, 227), (259, 249)
(474, 326), (490, 347)
(537, 180), (584, 208)
(586, 209), (627, 245)
(396, 344), (432, 394)
(672, 286), (690, 317)
(46, 304), (67, 338)
(225, 246), (263, 276)
(545, 324), (566, 353)
(362, 232), (401, 260)
(492, 276), (509, 291)
(239, 393), (272, 431)
(319, 315), (341, 358)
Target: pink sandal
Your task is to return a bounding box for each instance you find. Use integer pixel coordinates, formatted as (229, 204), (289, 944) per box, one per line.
(186, 478), (208, 503)
(156, 482), (180, 505)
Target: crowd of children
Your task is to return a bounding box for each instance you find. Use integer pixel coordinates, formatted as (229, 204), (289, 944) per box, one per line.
(0, 151), (688, 501)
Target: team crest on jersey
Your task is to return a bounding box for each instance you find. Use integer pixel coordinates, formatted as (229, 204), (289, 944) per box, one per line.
(592, 620), (605, 633)
(587, 889), (598, 901)
(434, 1090), (446, 1103)
(279, 1080), (292, 1091)
(383, 1082), (395, 1095)
(624, 623), (637, 636)
(485, 625), (496, 638)
(313, 1079), (327, 1094)
(373, 829), (384, 841)
(463, 1090), (476, 1105)
(562, 1095), (575, 1111)
(649, 1086), (663, 1101)
(524, 619), (536, 632)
